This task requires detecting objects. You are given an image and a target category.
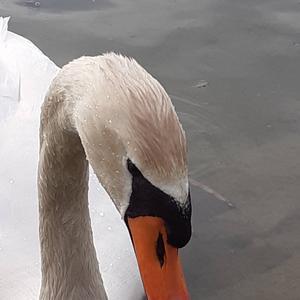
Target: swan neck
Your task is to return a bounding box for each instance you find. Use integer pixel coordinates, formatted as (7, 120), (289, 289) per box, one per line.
(38, 123), (107, 299)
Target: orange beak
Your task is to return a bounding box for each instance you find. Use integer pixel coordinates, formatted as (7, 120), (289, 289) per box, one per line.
(127, 216), (190, 300)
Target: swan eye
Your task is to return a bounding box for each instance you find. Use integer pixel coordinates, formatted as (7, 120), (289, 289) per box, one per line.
(156, 233), (165, 267)
(127, 159), (141, 176)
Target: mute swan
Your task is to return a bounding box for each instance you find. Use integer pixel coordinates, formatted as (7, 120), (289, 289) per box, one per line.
(1, 17), (192, 300)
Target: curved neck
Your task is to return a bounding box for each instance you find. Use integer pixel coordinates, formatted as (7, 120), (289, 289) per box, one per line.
(38, 111), (107, 299)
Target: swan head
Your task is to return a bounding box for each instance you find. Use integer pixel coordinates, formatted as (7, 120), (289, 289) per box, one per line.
(73, 53), (191, 299)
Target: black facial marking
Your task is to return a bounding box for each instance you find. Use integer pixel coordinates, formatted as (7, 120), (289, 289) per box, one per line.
(125, 159), (192, 248)
(156, 233), (165, 267)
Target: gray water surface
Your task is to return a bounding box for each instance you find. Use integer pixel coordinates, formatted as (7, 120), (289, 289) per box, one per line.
(1, 0), (300, 299)
(17, 0), (113, 12)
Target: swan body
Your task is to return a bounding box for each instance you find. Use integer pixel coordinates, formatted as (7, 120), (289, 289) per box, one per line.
(0, 17), (144, 300)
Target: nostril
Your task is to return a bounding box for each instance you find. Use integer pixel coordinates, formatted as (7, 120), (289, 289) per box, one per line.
(156, 233), (165, 267)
